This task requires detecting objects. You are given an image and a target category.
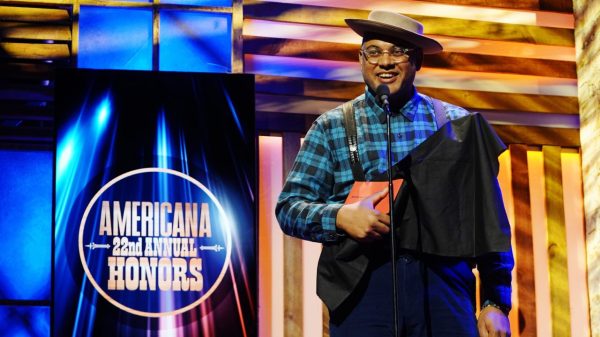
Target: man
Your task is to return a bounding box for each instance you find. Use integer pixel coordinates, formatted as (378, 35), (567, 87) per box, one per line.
(276, 10), (513, 337)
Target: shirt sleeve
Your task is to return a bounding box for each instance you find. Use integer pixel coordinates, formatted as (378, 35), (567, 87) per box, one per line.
(275, 117), (343, 243)
(476, 250), (515, 313)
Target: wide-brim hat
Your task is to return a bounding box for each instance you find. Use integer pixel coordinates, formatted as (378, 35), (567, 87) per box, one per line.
(345, 10), (443, 54)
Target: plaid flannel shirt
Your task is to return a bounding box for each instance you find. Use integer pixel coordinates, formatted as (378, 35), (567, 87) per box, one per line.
(275, 88), (514, 311)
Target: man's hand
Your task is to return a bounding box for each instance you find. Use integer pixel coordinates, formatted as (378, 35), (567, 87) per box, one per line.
(477, 306), (511, 337)
(336, 188), (390, 242)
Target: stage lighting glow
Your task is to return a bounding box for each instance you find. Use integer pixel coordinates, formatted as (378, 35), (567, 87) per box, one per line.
(95, 96), (112, 131)
(156, 109), (172, 169)
(224, 89), (245, 139)
(57, 133), (76, 176)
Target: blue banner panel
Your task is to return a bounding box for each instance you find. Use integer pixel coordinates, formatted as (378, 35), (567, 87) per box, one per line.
(78, 7), (153, 70)
(0, 149), (51, 301)
(0, 305), (50, 337)
(159, 10), (232, 72)
(54, 69), (256, 337)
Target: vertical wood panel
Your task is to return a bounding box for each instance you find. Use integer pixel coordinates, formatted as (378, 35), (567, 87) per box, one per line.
(528, 150), (552, 337)
(282, 133), (303, 337)
(302, 240), (323, 337)
(542, 146), (571, 336)
(497, 150), (519, 336)
(573, 0), (600, 335)
(509, 144), (537, 336)
(323, 303), (330, 337)
(561, 152), (591, 337)
(258, 136), (284, 337)
(232, 0), (244, 73)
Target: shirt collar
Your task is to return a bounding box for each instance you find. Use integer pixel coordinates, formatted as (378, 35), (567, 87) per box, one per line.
(365, 87), (421, 124)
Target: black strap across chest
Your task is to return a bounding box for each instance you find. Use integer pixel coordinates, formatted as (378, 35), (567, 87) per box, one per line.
(342, 98), (448, 181)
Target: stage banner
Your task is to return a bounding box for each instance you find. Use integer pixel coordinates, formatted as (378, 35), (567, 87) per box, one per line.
(54, 69), (256, 337)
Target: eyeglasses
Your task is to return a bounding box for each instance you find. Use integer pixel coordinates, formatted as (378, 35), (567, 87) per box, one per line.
(360, 47), (414, 65)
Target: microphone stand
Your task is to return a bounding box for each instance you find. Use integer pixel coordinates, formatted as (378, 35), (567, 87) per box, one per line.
(381, 93), (400, 337)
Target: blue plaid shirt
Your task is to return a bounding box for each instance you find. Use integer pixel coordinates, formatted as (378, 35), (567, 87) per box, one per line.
(276, 88), (470, 242)
(276, 88), (514, 311)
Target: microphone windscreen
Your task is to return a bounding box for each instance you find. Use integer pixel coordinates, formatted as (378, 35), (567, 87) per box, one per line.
(376, 84), (390, 104)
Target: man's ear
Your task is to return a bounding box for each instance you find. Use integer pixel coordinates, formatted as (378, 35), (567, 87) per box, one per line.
(413, 50), (423, 70)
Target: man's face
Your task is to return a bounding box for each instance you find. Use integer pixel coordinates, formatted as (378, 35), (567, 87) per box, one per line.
(359, 39), (417, 99)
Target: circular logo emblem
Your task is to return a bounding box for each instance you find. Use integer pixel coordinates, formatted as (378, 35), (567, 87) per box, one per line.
(78, 168), (232, 317)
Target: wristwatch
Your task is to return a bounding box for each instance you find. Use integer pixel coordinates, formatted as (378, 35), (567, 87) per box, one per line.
(481, 299), (510, 316)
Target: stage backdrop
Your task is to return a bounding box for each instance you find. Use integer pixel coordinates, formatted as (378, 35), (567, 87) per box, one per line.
(53, 69), (256, 337)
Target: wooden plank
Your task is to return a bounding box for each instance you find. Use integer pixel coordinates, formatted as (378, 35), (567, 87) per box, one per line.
(0, 62), (55, 80)
(0, 41), (70, 60)
(323, 302), (330, 337)
(0, 100), (53, 120)
(0, 22), (71, 41)
(247, 1), (575, 30)
(244, 37), (577, 78)
(510, 144), (537, 337)
(0, 125), (53, 143)
(573, 0), (600, 335)
(0, 6), (70, 23)
(282, 132), (303, 337)
(254, 75), (580, 114)
(418, 0), (542, 11)
(232, 0), (244, 73)
(540, 0), (573, 12)
(417, 88), (579, 115)
(255, 110), (580, 147)
(542, 146), (571, 336)
(243, 2), (574, 46)
(494, 125), (580, 147)
(0, 86), (52, 100)
(414, 15), (574, 47)
(424, 53), (576, 79)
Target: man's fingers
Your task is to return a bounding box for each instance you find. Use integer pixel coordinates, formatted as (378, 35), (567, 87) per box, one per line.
(372, 220), (390, 234)
(376, 213), (391, 226)
(370, 187), (389, 207)
(478, 320), (489, 337)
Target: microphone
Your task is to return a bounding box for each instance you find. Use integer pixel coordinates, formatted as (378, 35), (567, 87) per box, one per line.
(378, 82), (399, 337)
(376, 85), (391, 115)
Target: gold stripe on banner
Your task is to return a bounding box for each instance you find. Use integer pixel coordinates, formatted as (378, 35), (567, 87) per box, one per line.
(510, 144), (537, 337)
(542, 146), (571, 336)
(283, 133), (304, 337)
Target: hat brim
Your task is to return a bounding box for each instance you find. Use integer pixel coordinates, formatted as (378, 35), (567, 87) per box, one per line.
(345, 19), (443, 54)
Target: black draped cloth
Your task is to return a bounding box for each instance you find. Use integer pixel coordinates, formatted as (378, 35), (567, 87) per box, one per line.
(317, 112), (512, 312)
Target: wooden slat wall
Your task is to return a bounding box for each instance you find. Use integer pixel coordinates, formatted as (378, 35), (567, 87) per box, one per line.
(282, 133), (303, 337)
(245, 0), (580, 146)
(259, 139), (591, 337)
(251, 1), (589, 336)
(0, 4), (72, 144)
(0, 1), (591, 336)
(543, 146), (572, 336)
(510, 144), (536, 337)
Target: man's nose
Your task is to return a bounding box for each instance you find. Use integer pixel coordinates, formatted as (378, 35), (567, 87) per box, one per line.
(378, 54), (394, 68)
